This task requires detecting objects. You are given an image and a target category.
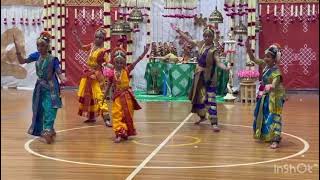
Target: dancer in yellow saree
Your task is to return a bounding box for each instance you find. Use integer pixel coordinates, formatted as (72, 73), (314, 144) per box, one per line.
(105, 45), (150, 143)
(73, 27), (111, 126)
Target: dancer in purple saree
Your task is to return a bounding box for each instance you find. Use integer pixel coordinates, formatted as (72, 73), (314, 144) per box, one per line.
(172, 24), (229, 132)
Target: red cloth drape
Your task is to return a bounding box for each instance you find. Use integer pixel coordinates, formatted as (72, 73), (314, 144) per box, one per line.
(259, 3), (319, 89)
(65, 6), (127, 86)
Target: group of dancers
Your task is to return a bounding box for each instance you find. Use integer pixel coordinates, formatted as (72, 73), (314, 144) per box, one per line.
(13, 23), (286, 149)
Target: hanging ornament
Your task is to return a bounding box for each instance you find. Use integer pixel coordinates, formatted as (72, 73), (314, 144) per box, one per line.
(209, 6), (223, 24)
(111, 19), (127, 35)
(128, 6), (143, 32)
(234, 20), (247, 46)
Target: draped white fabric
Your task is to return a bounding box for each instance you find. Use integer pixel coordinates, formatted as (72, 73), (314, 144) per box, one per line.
(1, 1), (249, 91)
(1, 6), (43, 89)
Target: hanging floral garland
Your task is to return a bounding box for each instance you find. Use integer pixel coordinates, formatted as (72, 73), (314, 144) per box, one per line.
(162, 0), (197, 19)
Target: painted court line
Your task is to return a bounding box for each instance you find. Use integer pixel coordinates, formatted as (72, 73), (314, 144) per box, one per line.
(24, 122), (310, 170)
(125, 113), (194, 180)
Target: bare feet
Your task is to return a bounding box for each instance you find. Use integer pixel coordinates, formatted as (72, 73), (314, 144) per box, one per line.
(212, 125), (220, 132)
(114, 136), (121, 143)
(105, 120), (112, 127)
(102, 113), (112, 127)
(270, 142), (280, 149)
(40, 132), (53, 144)
(194, 118), (207, 125)
(83, 119), (96, 123)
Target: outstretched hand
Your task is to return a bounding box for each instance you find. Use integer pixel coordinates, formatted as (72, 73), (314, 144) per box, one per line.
(141, 44), (151, 57)
(170, 23), (179, 32)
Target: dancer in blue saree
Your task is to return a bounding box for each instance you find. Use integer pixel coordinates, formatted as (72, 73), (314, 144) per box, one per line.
(245, 39), (286, 149)
(14, 31), (67, 144)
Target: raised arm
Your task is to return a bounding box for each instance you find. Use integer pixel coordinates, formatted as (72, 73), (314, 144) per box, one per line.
(72, 29), (85, 48)
(129, 44), (150, 71)
(13, 35), (27, 64)
(214, 51), (230, 71)
(245, 39), (264, 65)
(53, 57), (67, 84)
(170, 23), (197, 47)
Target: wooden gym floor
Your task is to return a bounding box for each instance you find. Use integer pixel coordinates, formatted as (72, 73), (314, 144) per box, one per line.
(1, 89), (319, 180)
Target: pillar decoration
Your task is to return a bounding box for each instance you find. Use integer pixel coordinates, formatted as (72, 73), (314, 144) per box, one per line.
(47, 0), (52, 35)
(42, 0), (67, 72)
(43, 0), (49, 31)
(56, 0), (62, 63)
(223, 0), (236, 101)
(127, 31), (133, 63)
(246, 0), (252, 67)
(104, 0), (112, 59)
(246, 0), (256, 68)
(49, 0), (56, 56)
(223, 32), (237, 101)
(61, 0), (66, 73)
(146, 2), (151, 58)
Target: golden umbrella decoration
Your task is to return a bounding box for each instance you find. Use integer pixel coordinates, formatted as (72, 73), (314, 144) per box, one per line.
(234, 20), (247, 44)
(128, 0), (144, 30)
(209, 6), (223, 24)
(111, 20), (126, 35)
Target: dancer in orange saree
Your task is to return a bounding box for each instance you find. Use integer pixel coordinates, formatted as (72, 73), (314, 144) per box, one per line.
(73, 27), (111, 127)
(105, 45), (150, 143)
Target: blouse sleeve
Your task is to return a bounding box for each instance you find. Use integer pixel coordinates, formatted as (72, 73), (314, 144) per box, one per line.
(255, 58), (265, 65)
(53, 57), (62, 74)
(25, 52), (40, 63)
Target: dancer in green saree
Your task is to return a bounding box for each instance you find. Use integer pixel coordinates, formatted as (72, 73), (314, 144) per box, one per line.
(245, 39), (286, 149)
(14, 31), (67, 144)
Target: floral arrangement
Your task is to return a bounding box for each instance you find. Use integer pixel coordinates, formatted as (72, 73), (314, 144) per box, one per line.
(237, 69), (260, 79)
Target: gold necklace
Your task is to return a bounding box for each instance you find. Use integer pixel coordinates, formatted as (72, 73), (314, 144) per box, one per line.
(114, 70), (122, 81)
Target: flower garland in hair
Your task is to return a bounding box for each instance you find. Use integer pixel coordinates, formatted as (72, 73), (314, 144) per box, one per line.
(39, 31), (52, 43)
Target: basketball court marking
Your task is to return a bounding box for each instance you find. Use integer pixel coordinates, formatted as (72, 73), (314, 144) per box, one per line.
(132, 135), (201, 147)
(125, 113), (194, 180)
(24, 118), (310, 172)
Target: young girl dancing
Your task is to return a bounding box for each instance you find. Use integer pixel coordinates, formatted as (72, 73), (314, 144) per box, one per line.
(14, 31), (67, 144)
(104, 45), (150, 143)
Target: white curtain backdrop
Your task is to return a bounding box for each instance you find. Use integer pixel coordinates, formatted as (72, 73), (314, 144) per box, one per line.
(1, 1), (248, 91)
(1, 6), (43, 89)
